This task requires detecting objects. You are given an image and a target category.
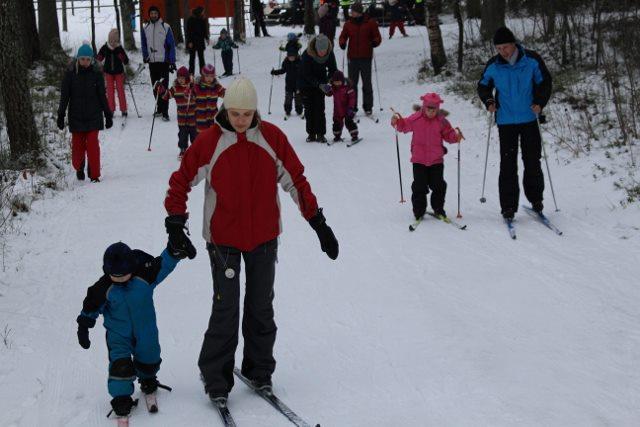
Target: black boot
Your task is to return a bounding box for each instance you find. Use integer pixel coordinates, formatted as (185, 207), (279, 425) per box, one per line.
(306, 134), (316, 142)
(208, 391), (229, 407)
(110, 395), (135, 417)
(139, 376), (159, 395)
(532, 201), (544, 213)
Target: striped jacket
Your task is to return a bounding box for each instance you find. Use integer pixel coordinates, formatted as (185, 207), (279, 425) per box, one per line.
(163, 79), (196, 127)
(165, 114), (319, 252)
(194, 78), (225, 132)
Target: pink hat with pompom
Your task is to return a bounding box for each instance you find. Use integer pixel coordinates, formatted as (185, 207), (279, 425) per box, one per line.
(201, 64), (216, 77)
(420, 92), (444, 108)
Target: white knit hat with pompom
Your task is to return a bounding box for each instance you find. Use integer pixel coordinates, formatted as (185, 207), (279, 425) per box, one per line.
(223, 77), (258, 110)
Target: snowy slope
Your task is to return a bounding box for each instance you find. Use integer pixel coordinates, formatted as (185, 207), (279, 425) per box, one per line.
(1, 9), (640, 427)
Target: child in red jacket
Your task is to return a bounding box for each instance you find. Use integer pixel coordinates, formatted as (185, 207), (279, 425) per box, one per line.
(391, 92), (462, 219)
(194, 64), (225, 133)
(161, 66), (197, 158)
(328, 71), (359, 142)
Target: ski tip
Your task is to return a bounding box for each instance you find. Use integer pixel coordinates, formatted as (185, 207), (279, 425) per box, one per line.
(148, 404), (158, 413)
(409, 225), (415, 231)
(460, 225), (468, 230)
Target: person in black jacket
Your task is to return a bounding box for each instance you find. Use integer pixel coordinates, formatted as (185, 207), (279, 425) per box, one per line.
(298, 34), (337, 143)
(271, 44), (303, 116)
(97, 29), (130, 116)
(186, 7), (210, 75)
(251, 0), (270, 37)
(57, 44), (113, 183)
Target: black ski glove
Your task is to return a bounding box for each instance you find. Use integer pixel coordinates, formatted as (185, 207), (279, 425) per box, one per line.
(309, 208), (339, 260)
(168, 63), (177, 73)
(76, 315), (95, 349)
(165, 215), (197, 259)
(56, 114), (65, 130)
(105, 115), (113, 129)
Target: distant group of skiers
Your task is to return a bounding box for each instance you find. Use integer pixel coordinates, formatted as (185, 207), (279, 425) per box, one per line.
(57, 3), (552, 419)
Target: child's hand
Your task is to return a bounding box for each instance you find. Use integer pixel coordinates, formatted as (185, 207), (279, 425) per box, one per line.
(77, 325), (90, 349)
(391, 114), (400, 127)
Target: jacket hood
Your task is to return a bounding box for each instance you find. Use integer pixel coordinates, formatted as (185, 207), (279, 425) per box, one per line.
(307, 36), (333, 64)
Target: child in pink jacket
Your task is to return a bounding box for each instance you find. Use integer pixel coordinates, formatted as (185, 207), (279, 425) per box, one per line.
(329, 71), (359, 142)
(391, 92), (461, 219)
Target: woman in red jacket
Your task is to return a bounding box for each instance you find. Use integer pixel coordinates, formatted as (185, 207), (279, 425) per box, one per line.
(163, 77), (339, 406)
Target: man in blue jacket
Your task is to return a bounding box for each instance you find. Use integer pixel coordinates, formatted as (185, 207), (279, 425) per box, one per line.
(477, 27), (552, 220)
(141, 6), (177, 121)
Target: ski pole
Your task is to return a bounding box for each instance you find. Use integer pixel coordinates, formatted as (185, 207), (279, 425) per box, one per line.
(538, 117), (559, 211)
(373, 52), (383, 112)
(455, 127), (465, 218)
(236, 47), (241, 74)
(126, 79), (141, 118)
(479, 113), (493, 203)
(268, 48), (283, 115)
(147, 81), (162, 151)
(390, 108), (406, 203)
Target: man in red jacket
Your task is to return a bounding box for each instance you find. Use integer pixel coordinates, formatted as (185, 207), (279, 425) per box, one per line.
(338, 2), (382, 115)
(163, 78), (339, 405)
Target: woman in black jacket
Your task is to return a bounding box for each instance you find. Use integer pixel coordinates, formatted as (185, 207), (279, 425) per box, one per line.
(186, 7), (210, 75)
(97, 29), (130, 116)
(298, 34), (337, 143)
(57, 44), (113, 182)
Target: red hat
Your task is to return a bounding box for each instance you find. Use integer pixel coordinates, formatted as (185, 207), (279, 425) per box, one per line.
(177, 66), (189, 78)
(420, 92), (443, 108)
(201, 64), (216, 76)
(331, 70), (345, 83)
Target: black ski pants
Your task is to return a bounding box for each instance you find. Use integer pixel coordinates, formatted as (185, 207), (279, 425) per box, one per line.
(332, 115), (358, 138)
(347, 58), (374, 112)
(199, 239), (278, 395)
(497, 120), (544, 215)
(254, 17), (269, 37)
(284, 90), (303, 115)
(301, 88), (327, 137)
(178, 125), (198, 150)
(412, 162), (447, 218)
(189, 48), (206, 75)
(221, 50), (234, 75)
(149, 62), (169, 115)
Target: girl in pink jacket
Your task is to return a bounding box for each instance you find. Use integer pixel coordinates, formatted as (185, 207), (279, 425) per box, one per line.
(391, 92), (461, 219)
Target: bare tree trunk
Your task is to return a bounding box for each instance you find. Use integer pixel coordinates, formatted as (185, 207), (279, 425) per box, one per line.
(114, 0), (121, 40)
(182, 0), (190, 39)
(62, 0), (68, 32)
(304, 0), (315, 35)
(17, 1), (40, 65)
(165, 0), (184, 45)
(466, 0), (481, 19)
(38, 0), (64, 59)
(454, 0), (463, 72)
(543, 0), (555, 38)
(233, 0), (246, 42)
(0, 0), (41, 166)
(90, 0), (97, 54)
(120, 0), (137, 50)
(480, 0), (506, 41)
(426, 0), (446, 74)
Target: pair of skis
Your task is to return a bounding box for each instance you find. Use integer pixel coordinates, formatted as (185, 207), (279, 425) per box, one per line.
(212, 368), (319, 427)
(111, 393), (159, 426)
(355, 114), (379, 124)
(504, 205), (563, 240)
(326, 137), (363, 147)
(409, 211), (467, 231)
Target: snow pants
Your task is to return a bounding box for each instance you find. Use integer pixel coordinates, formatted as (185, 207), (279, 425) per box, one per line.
(221, 50), (234, 75)
(301, 88), (327, 137)
(106, 330), (161, 398)
(189, 48), (206, 75)
(332, 115), (358, 139)
(389, 21), (407, 37)
(497, 120), (544, 216)
(284, 90), (303, 115)
(105, 73), (128, 114)
(178, 125), (198, 150)
(254, 17), (269, 37)
(412, 162), (446, 218)
(347, 58), (374, 112)
(199, 239), (278, 395)
(71, 130), (100, 180)
(149, 62), (169, 115)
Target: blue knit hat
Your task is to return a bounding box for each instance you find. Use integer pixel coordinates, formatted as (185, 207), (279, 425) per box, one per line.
(76, 43), (94, 58)
(287, 32), (297, 42)
(103, 242), (136, 277)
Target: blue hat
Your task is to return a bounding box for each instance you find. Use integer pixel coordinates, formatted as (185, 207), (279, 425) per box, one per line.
(103, 242), (136, 277)
(76, 43), (94, 58)
(287, 32), (297, 41)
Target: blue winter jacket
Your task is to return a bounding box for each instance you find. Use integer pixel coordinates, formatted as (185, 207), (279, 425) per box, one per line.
(477, 44), (552, 125)
(77, 249), (179, 345)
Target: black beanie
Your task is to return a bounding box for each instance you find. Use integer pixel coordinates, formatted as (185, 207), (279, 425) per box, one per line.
(493, 27), (516, 45)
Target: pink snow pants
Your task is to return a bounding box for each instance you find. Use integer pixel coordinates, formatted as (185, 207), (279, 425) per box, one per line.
(105, 73), (127, 114)
(71, 130), (100, 180)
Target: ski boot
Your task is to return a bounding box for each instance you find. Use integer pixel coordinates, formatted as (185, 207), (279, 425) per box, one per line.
(306, 134), (316, 143)
(532, 201), (544, 213)
(317, 135), (327, 143)
(111, 395), (136, 417)
(208, 391), (229, 407)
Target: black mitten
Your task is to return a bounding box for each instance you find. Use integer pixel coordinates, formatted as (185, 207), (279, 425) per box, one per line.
(309, 208), (339, 260)
(165, 215), (197, 259)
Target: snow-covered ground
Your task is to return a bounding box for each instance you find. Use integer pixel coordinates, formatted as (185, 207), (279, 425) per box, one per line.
(1, 8), (640, 427)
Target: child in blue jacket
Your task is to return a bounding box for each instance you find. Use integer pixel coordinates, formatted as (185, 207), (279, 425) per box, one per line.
(76, 238), (194, 418)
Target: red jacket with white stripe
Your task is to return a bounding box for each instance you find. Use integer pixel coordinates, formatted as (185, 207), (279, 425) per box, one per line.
(164, 114), (319, 251)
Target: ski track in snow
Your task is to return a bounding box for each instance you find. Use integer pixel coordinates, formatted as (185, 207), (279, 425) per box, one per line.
(1, 10), (640, 427)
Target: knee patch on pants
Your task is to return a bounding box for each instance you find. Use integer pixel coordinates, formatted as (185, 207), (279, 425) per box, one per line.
(134, 358), (161, 376)
(110, 358), (135, 380)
